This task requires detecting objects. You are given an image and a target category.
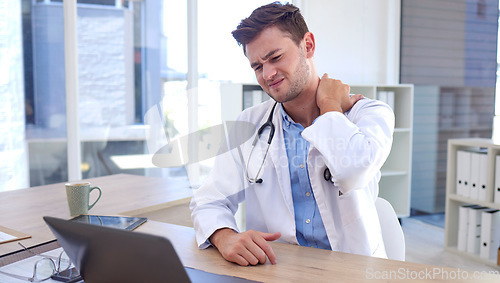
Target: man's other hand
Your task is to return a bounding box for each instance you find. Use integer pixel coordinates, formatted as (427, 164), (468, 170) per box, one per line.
(316, 73), (363, 115)
(210, 228), (281, 266)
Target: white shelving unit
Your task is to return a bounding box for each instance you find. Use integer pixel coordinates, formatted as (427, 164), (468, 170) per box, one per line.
(221, 83), (414, 218)
(444, 138), (500, 267)
(350, 84), (414, 218)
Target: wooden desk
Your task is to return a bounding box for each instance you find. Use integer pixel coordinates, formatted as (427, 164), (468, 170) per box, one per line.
(0, 174), (193, 255)
(1, 174), (498, 282)
(137, 221), (499, 282)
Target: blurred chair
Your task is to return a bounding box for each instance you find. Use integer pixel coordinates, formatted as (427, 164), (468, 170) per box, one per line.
(376, 197), (405, 261)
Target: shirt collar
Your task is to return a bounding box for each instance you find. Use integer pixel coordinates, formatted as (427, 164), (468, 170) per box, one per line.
(280, 103), (307, 131)
(280, 103), (293, 128)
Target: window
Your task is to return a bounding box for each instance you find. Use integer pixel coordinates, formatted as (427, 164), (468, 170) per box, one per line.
(0, 0), (276, 191)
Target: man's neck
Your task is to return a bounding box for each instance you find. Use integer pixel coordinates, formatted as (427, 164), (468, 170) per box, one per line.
(282, 76), (320, 128)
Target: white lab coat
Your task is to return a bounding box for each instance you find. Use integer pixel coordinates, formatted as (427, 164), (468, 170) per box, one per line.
(190, 97), (394, 258)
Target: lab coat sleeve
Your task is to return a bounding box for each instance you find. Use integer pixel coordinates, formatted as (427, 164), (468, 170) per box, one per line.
(301, 99), (394, 193)
(189, 146), (246, 248)
(189, 105), (265, 249)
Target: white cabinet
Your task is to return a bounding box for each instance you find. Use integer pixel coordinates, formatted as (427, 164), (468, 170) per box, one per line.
(445, 138), (500, 267)
(221, 83), (414, 218)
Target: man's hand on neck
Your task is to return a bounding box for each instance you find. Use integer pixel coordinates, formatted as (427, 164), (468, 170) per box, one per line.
(316, 73), (363, 115)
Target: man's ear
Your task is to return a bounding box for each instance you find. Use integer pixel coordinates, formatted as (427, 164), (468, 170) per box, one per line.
(303, 32), (315, 58)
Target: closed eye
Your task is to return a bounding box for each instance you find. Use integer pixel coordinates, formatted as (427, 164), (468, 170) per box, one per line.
(270, 55), (282, 62)
(253, 64), (262, 72)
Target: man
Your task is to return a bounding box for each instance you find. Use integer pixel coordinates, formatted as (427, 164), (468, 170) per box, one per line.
(190, 2), (394, 266)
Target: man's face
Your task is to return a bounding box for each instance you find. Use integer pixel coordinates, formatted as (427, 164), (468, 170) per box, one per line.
(246, 26), (310, 103)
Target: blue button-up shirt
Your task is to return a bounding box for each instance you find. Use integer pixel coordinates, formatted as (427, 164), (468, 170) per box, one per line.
(281, 105), (331, 250)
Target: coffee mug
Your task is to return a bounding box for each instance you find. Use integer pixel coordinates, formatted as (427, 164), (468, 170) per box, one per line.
(65, 182), (102, 216)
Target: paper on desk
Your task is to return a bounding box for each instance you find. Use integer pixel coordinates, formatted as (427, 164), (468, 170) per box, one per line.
(0, 231), (16, 242)
(0, 225), (31, 244)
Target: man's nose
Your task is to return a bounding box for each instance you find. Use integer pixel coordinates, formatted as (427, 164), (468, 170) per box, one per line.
(262, 63), (277, 81)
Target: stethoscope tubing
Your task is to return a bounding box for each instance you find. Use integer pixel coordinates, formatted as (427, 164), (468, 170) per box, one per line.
(245, 101), (334, 185)
(245, 102), (278, 184)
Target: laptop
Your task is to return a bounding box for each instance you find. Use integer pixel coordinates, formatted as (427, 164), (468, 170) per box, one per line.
(43, 216), (258, 283)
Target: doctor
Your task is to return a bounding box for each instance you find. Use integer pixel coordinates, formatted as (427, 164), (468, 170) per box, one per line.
(190, 2), (394, 266)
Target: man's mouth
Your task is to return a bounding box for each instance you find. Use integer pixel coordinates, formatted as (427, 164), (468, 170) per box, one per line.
(268, 78), (284, 89)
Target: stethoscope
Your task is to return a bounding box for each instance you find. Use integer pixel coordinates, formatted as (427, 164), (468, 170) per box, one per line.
(245, 102), (278, 183)
(245, 101), (334, 185)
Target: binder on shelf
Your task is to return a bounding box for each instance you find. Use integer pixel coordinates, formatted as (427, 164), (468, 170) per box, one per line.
(377, 91), (395, 110)
(470, 152), (481, 200)
(480, 209), (500, 260)
(478, 153), (488, 201)
(456, 150), (472, 197)
(467, 206), (489, 254)
(495, 156), (500, 204)
(458, 204), (481, 251)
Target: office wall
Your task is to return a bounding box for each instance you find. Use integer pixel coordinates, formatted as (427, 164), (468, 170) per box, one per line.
(0, 1), (29, 191)
(401, 0), (498, 213)
(298, 0), (400, 84)
(401, 0), (497, 87)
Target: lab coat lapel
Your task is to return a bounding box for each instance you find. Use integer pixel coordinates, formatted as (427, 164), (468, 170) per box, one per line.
(267, 105), (294, 215)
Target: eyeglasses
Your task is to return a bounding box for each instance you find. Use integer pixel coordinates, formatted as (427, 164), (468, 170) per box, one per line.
(0, 243), (72, 282)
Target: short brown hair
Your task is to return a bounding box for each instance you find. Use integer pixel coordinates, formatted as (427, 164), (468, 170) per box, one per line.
(232, 2), (309, 55)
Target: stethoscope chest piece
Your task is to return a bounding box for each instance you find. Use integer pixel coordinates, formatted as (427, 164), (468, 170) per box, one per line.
(324, 167), (342, 195)
(324, 168), (332, 182)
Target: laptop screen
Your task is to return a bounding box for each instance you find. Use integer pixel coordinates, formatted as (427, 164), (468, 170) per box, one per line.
(44, 216), (191, 283)
(43, 216), (259, 283)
